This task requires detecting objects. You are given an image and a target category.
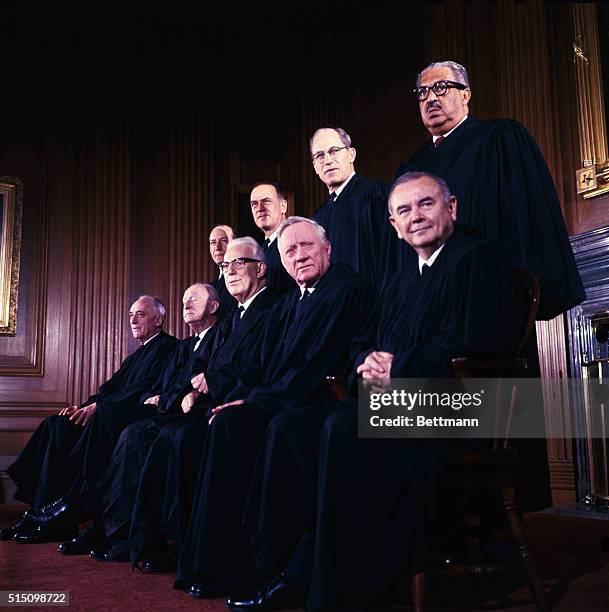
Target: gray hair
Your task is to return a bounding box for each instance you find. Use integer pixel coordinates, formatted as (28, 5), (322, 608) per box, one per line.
(188, 283), (219, 304)
(309, 127), (352, 153)
(277, 216), (327, 245)
(227, 236), (266, 263)
(416, 60), (470, 88)
(388, 172), (453, 214)
(210, 224), (237, 241)
(136, 295), (166, 319)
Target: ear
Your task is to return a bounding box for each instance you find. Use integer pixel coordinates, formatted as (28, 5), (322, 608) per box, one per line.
(389, 215), (403, 240)
(325, 240), (332, 259)
(257, 262), (267, 279)
(461, 88), (471, 107)
(209, 300), (219, 315)
(448, 195), (458, 222)
(280, 199), (287, 214)
(348, 147), (357, 164)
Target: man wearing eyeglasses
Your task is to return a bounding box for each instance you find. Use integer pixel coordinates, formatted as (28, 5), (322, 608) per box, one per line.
(249, 182), (296, 296)
(397, 60), (584, 322)
(310, 127), (399, 290)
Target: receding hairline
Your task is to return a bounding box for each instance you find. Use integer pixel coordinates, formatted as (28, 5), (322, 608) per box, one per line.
(210, 224), (236, 241)
(388, 172), (453, 214)
(183, 282), (219, 301)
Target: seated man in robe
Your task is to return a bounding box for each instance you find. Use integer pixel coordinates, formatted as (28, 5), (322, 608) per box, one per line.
(127, 237), (277, 571)
(227, 172), (526, 611)
(8, 285), (219, 552)
(0, 296), (178, 542)
(175, 217), (379, 601)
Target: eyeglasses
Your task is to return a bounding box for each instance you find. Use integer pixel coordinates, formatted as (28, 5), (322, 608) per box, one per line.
(413, 80), (467, 101)
(311, 146), (349, 165)
(219, 257), (261, 272)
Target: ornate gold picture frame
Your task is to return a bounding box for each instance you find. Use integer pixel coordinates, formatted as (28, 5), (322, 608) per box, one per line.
(0, 176), (23, 335)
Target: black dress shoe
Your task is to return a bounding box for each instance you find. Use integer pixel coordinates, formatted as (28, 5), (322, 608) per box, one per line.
(140, 552), (177, 573)
(188, 582), (228, 599)
(90, 541), (130, 562)
(25, 499), (72, 523)
(227, 573), (301, 611)
(58, 522), (106, 555)
(0, 515), (36, 540)
(13, 521), (79, 544)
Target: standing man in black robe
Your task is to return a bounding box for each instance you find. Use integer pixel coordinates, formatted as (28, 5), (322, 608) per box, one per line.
(209, 224), (237, 319)
(310, 127), (399, 290)
(0, 296), (178, 541)
(24, 283), (221, 558)
(177, 217), (378, 601)
(128, 237), (278, 570)
(249, 181), (295, 296)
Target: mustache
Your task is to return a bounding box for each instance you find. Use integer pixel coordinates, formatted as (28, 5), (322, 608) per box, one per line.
(425, 100), (442, 112)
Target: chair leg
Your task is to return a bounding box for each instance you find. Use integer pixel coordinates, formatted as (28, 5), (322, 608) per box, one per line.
(411, 572), (426, 612)
(501, 484), (549, 611)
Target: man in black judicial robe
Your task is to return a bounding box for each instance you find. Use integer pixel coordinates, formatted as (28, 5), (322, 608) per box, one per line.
(177, 217), (378, 601)
(127, 237), (277, 570)
(310, 127), (399, 290)
(249, 181), (296, 296)
(39, 283), (221, 558)
(0, 296), (178, 542)
(209, 224), (238, 319)
(228, 172), (526, 611)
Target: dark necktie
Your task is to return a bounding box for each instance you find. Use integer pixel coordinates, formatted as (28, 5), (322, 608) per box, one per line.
(263, 238), (271, 250)
(434, 135), (445, 148)
(231, 306), (245, 332)
(326, 192), (337, 206)
(295, 289), (311, 319)
(421, 263), (431, 278)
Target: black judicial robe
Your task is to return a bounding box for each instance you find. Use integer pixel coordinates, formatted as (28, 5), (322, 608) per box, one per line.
(313, 174), (400, 290)
(308, 230), (526, 611)
(175, 264), (379, 594)
(91, 326), (220, 533)
(7, 331), (178, 508)
(127, 287), (278, 563)
(261, 237), (296, 297)
(396, 116), (585, 320)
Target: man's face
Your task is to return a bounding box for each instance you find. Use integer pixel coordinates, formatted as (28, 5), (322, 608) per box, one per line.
(223, 243), (266, 303)
(311, 129), (356, 190)
(389, 177), (457, 259)
(279, 222), (331, 287)
(209, 227), (230, 265)
(250, 184), (287, 236)
(418, 66), (470, 136)
(182, 285), (215, 329)
(129, 298), (163, 343)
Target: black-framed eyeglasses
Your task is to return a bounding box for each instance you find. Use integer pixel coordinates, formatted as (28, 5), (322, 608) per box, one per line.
(219, 257), (261, 273)
(414, 80), (467, 101)
(311, 146), (349, 165)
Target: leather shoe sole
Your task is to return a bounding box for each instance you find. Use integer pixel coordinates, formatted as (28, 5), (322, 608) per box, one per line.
(58, 524), (106, 555)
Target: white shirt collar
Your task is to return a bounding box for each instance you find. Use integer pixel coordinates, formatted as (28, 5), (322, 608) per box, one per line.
(329, 171), (356, 199)
(239, 286), (267, 313)
(142, 332), (160, 346)
(299, 283), (318, 298)
(193, 324), (214, 351)
(432, 115), (468, 143)
(265, 229), (278, 245)
(418, 243), (445, 274)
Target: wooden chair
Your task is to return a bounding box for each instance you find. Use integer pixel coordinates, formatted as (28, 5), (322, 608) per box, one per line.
(410, 268), (549, 611)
